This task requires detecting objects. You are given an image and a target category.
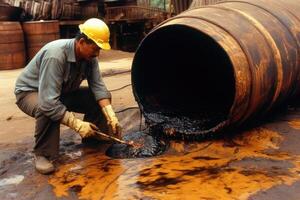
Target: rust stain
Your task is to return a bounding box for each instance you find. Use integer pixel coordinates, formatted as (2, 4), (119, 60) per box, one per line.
(49, 128), (300, 200)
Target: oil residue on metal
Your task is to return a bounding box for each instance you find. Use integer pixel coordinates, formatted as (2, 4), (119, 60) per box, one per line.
(144, 111), (228, 137)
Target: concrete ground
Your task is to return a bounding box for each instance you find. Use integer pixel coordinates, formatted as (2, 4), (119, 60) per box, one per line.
(1, 50), (300, 200)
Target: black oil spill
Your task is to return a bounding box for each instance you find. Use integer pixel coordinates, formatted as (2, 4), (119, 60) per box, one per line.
(106, 110), (227, 159)
(144, 111), (228, 139)
(106, 130), (169, 159)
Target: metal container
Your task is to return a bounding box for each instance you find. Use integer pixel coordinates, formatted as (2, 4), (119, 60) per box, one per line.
(22, 20), (60, 62)
(0, 21), (26, 70)
(131, 0), (300, 137)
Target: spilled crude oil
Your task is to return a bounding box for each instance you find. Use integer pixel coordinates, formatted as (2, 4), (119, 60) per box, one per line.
(144, 111), (228, 138)
(106, 111), (226, 159)
(48, 127), (300, 200)
(4, 109), (300, 199)
(106, 130), (169, 159)
(3, 116), (300, 199)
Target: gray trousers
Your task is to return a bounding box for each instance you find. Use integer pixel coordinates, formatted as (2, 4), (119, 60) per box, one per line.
(15, 87), (108, 158)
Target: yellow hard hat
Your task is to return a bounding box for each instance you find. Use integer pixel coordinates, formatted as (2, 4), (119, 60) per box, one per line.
(79, 18), (111, 50)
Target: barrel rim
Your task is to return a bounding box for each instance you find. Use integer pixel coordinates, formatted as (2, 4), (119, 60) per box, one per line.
(132, 22), (237, 135)
(22, 20), (60, 24)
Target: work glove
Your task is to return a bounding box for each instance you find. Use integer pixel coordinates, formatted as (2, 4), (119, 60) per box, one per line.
(101, 105), (122, 139)
(61, 111), (98, 138)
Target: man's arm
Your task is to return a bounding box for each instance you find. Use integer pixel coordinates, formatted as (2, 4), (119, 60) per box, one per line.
(38, 57), (100, 138)
(38, 57), (66, 121)
(87, 59), (111, 101)
(98, 98), (110, 107)
(87, 60), (122, 138)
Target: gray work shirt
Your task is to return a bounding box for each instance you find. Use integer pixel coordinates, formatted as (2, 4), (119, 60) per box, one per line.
(15, 39), (111, 121)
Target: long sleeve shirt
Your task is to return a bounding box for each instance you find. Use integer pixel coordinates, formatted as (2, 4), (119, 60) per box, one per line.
(15, 39), (111, 121)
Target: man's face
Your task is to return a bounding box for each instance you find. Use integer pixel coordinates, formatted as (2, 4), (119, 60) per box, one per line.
(78, 38), (101, 60)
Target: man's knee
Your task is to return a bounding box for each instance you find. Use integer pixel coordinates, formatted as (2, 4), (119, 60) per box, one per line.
(16, 92), (38, 118)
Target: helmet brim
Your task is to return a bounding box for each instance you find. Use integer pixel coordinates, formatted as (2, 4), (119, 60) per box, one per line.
(96, 41), (111, 50)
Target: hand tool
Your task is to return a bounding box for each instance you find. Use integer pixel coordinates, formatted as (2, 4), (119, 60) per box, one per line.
(94, 130), (135, 146)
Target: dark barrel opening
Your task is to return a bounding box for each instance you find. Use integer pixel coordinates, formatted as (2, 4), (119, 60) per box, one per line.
(132, 25), (236, 134)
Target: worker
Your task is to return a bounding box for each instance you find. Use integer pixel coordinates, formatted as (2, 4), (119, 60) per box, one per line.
(14, 18), (122, 174)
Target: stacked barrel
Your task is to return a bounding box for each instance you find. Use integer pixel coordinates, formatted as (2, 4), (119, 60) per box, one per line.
(22, 20), (60, 61)
(0, 19), (60, 70)
(0, 2), (26, 70)
(0, 1), (60, 70)
(0, 21), (26, 70)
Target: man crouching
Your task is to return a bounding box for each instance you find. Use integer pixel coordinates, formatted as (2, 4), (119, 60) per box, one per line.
(14, 18), (122, 174)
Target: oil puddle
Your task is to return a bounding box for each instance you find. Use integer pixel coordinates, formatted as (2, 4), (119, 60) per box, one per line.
(49, 127), (300, 200)
(106, 130), (168, 159)
(105, 110), (228, 159)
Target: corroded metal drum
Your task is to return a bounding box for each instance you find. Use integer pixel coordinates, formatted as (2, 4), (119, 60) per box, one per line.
(131, 0), (300, 137)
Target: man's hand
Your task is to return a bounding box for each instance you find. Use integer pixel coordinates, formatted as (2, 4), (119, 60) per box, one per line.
(61, 111), (98, 138)
(102, 105), (122, 138)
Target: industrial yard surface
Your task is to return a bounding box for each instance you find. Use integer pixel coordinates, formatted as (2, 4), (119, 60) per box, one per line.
(0, 50), (300, 200)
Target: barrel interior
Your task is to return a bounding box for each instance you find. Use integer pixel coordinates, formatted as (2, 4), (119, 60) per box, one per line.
(132, 25), (235, 132)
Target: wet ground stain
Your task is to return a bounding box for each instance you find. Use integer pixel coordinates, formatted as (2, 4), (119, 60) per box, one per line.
(2, 110), (300, 199)
(48, 126), (300, 200)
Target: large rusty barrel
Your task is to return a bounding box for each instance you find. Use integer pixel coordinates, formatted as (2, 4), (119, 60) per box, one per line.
(0, 21), (26, 70)
(131, 0), (300, 137)
(22, 20), (60, 62)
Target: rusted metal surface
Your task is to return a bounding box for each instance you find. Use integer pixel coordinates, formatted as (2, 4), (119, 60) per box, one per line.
(131, 0), (300, 137)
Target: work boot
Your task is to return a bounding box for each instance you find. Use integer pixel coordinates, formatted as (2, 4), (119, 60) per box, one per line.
(34, 155), (55, 175)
